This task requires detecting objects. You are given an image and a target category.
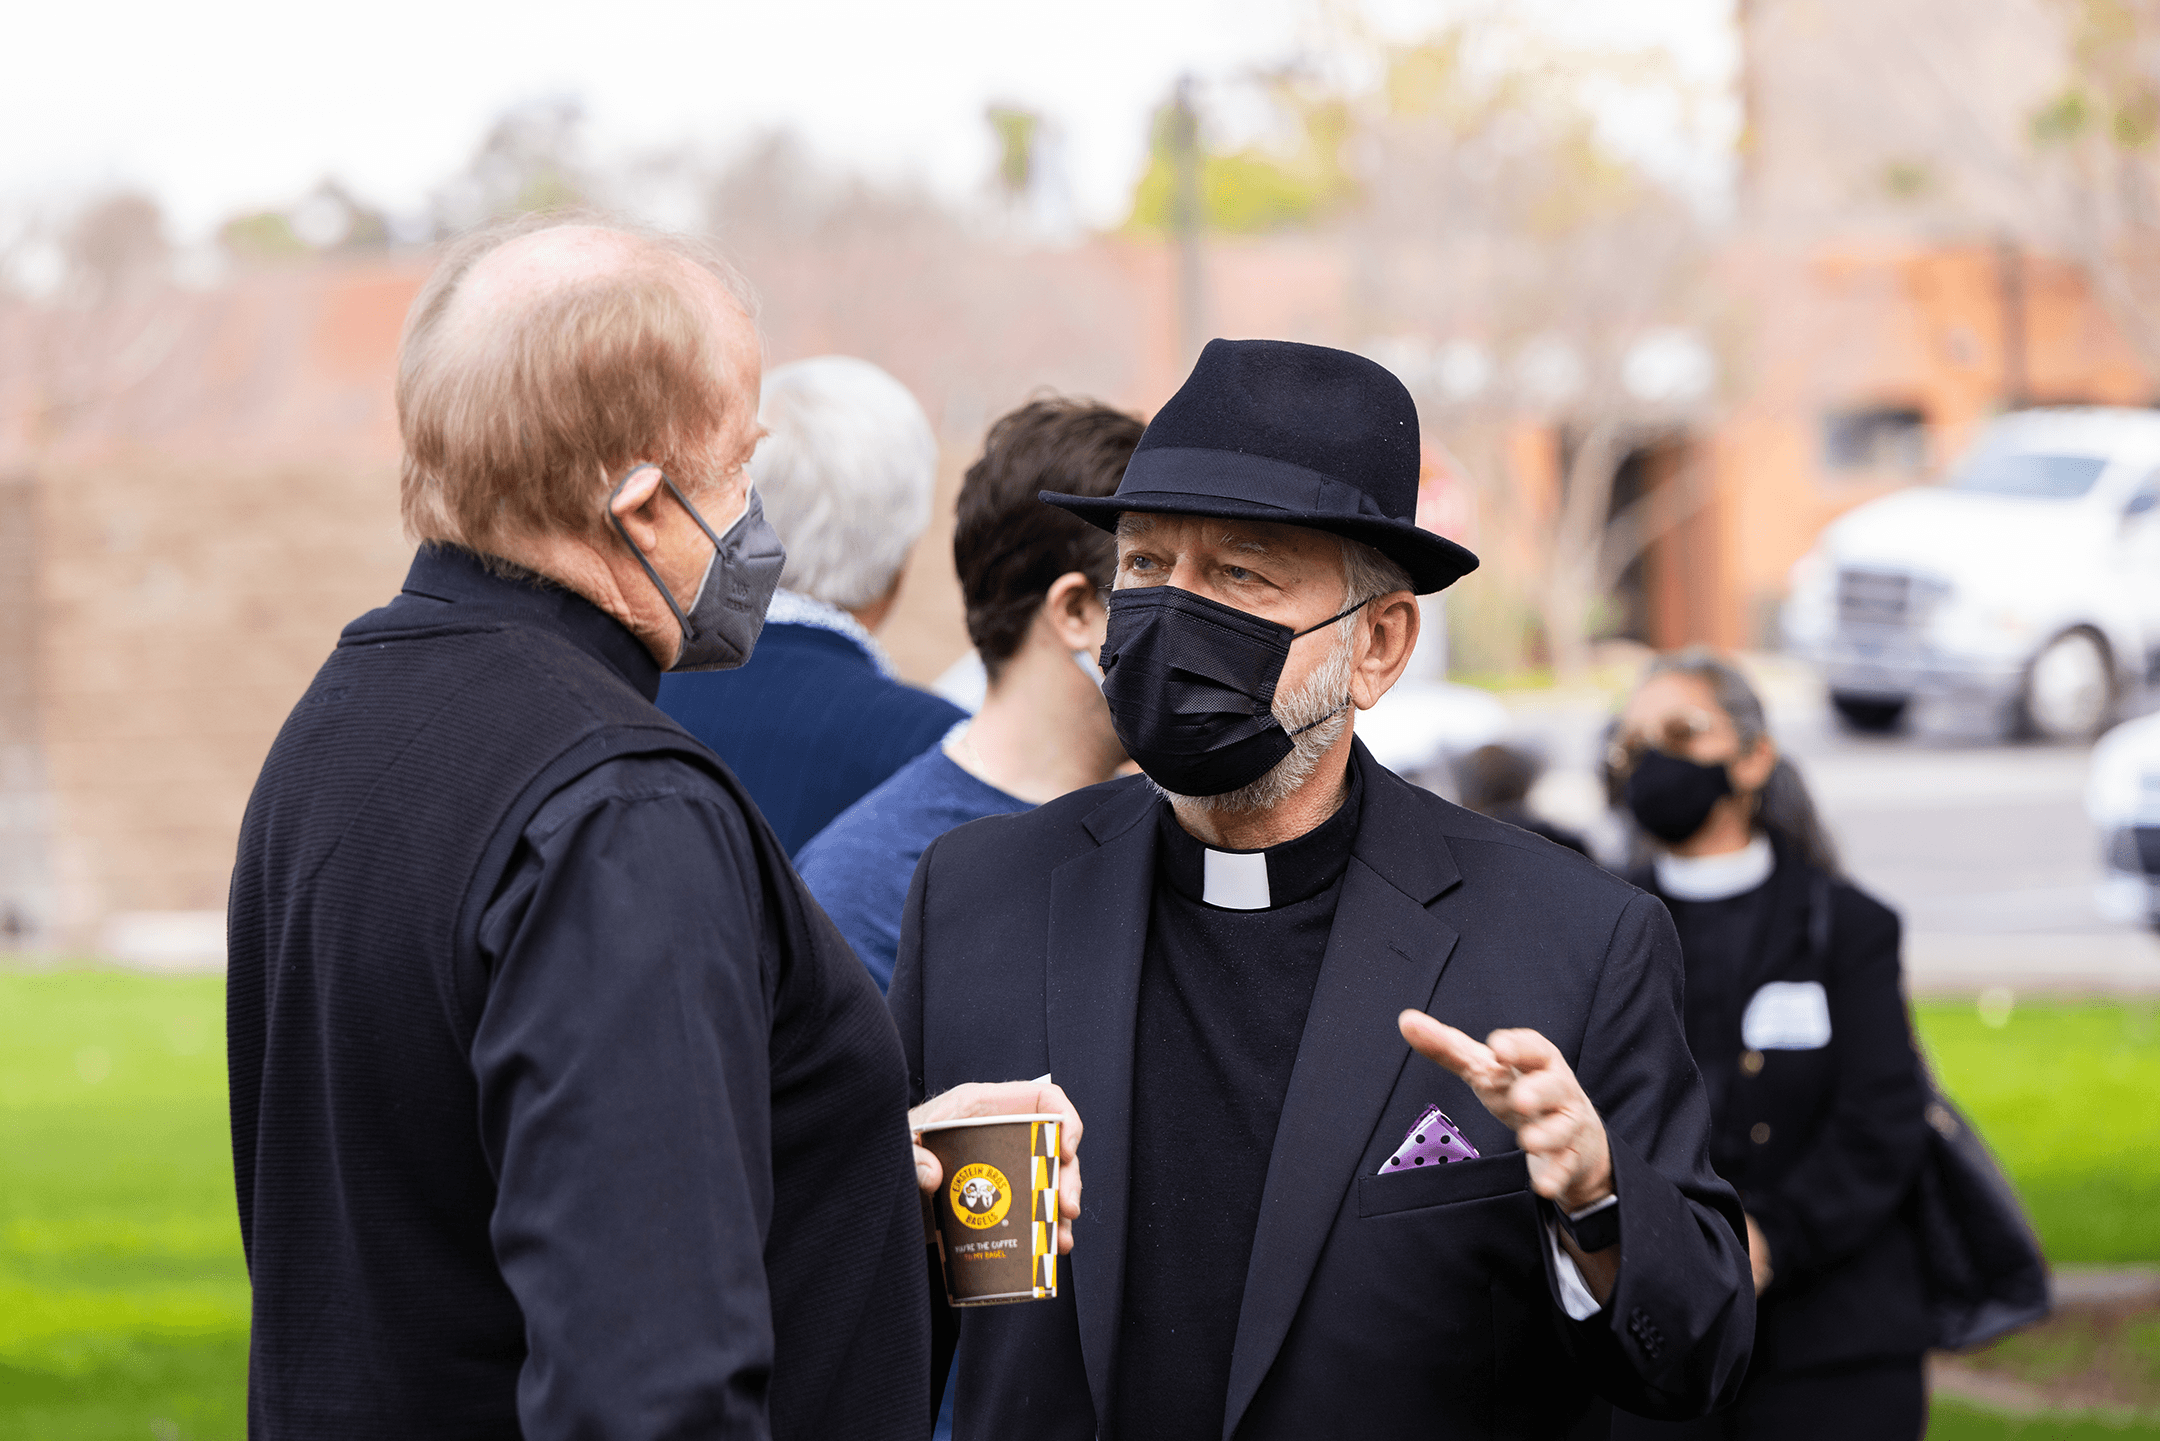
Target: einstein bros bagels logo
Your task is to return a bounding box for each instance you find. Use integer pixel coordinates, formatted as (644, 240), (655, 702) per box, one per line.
(948, 1163), (1012, 1229)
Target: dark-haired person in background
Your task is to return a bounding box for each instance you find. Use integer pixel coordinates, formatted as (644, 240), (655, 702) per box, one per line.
(1607, 647), (1929, 1441)
(797, 397), (1139, 993)
(1457, 742), (1589, 856)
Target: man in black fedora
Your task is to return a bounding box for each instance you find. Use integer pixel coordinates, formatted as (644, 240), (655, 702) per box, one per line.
(889, 339), (1754, 1440)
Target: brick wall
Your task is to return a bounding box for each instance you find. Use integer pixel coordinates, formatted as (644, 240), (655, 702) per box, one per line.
(35, 453), (409, 949)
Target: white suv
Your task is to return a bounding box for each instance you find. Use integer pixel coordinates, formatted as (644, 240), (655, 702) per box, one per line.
(1782, 408), (2160, 739)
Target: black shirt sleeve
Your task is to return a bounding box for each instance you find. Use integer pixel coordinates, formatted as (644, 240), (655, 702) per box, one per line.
(471, 756), (780, 1441)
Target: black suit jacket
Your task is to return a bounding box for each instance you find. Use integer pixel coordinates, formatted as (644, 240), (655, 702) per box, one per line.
(1635, 840), (1930, 1373)
(889, 743), (1754, 1441)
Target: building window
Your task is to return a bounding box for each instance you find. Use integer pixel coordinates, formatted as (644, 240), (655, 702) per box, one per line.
(1821, 407), (1928, 474)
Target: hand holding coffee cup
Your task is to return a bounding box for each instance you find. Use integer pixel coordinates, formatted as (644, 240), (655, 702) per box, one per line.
(909, 1079), (1083, 1255)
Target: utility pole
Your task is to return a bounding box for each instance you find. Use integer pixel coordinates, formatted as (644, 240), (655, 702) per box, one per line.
(1167, 75), (1207, 365)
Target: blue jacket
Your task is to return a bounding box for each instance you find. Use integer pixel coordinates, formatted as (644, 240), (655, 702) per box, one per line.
(659, 621), (965, 855)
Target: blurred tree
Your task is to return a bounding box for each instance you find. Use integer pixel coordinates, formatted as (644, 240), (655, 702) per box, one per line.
(2025, 0), (2160, 375)
(1743, 0), (2160, 386)
(430, 96), (591, 235)
(65, 192), (168, 302)
(292, 179), (392, 253)
(218, 211), (309, 266)
(1124, 72), (1357, 234)
(1347, 31), (1720, 678)
(987, 105), (1040, 200)
(1112, 30), (1720, 676)
(218, 179), (391, 270)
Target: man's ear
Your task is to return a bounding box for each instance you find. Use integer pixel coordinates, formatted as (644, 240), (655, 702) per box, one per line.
(607, 464), (666, 554)
(1349, 590), (1421, 711)
(1041, 571), (1103, 651)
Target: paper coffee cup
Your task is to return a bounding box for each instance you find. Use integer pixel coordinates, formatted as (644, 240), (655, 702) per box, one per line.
(916, 1113), (1062, 1306)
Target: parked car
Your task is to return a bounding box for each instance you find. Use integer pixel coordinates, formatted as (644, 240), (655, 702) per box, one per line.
(1782, 407), (2160, 740)
(2086, 709), (2160, 928)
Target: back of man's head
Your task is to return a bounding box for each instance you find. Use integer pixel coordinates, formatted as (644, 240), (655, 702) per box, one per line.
(396, 212), (757, 558)
(751, 357), (938, 614)
(954, 397), (1143, 683)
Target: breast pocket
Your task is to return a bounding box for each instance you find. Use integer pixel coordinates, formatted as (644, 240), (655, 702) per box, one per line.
(1742, 980), (1833, 1050)
(1357, 1151), (1530, 1219)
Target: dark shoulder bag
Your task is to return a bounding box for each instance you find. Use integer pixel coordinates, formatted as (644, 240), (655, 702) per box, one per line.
(1808, 876), (2051, 1351)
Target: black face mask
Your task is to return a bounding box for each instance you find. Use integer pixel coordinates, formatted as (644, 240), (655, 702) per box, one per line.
(1098, 585), (1359, 797)
(1624, 748), (1734, 844)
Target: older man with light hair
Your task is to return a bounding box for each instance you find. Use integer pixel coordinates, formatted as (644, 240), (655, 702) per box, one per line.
(659, 354), (963, 854)
(227, 214), (928, 1440)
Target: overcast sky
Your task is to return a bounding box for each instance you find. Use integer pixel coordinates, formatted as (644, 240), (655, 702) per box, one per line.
(6, 0), (1739, 242)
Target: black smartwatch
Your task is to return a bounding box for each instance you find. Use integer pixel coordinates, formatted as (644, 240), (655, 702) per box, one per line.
(1557, 1196), (1621, 1253)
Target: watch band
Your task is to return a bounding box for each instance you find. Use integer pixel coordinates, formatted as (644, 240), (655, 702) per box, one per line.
(1558, 1196), (1621, 1253)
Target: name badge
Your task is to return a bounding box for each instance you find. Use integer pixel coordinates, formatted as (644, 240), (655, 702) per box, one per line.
(1741, 981), (1832, 1050)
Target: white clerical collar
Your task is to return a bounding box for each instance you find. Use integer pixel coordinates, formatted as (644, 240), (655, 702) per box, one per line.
(1202, 849), (1272, 910)
(1654, 834), (1774, 902)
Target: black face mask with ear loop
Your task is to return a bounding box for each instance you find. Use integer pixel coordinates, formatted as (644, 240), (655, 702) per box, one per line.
(1097, 584), (1362, 797)
(1623, 748), (1735, 845)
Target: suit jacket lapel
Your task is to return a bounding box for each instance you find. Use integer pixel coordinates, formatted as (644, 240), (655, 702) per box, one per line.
(1045, 783), (1158, 1429)
(1221, 749), (1464, 1440)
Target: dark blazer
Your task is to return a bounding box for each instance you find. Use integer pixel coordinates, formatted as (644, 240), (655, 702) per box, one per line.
(889, 743), (1755, 1441)
(1636, 839), (1931, 1373)
(658, 621), (964, 855)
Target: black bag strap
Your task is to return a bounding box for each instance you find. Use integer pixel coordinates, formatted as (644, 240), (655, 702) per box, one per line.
(1807, 873), (1834, 968)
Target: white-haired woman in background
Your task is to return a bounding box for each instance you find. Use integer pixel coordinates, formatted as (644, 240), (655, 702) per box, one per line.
(658, 354), (967, 853)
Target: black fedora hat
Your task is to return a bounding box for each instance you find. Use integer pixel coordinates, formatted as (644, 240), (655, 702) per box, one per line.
(1040, 338), (1478, 594)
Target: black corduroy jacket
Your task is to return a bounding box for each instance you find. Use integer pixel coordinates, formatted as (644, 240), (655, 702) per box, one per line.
(227, 545), (927, 1440)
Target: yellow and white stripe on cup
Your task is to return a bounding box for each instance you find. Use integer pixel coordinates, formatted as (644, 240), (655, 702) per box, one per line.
(1029, 1120), (1061, 1299)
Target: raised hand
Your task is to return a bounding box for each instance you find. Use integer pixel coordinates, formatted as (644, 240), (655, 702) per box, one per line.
(1397, 1011), (1613, 1216)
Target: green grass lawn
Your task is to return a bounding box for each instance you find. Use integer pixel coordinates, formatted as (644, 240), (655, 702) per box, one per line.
(0, 973), (2154, 1439)
(0, 971), (245, 1441)
(1929, 1400), (2160, 1438)
(1914, 999), (2160, 1266)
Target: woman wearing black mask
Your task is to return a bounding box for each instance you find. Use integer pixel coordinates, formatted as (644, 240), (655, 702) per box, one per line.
(1606, 649), (1931, 1441)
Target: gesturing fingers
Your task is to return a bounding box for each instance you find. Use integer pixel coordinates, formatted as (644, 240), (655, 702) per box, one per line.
(1489, 1027), (1564, 1075)
(1505, 1065), (1576, 1123)
(1398, 1011), (1509, 1091)
(1400, 1013), (1615, 1212)
(1518, 1105), (1589, 1157)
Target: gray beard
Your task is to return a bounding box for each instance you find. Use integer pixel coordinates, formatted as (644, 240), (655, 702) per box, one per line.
(1153, 624), (1356, 815)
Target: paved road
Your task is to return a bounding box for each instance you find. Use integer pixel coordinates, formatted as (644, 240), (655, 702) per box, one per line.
(1499, 669), (2160, 996)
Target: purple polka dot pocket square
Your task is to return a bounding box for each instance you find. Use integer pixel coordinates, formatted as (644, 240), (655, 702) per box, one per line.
(1376, 1103), (1481, 1174)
